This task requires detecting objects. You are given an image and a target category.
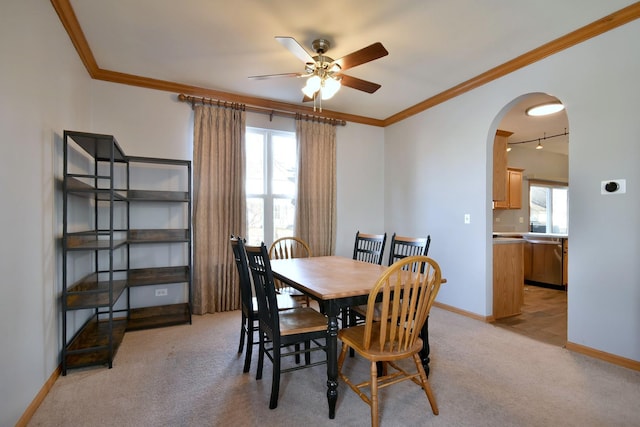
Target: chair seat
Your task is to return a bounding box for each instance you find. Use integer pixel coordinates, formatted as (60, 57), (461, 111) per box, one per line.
(351, 302), (390, 322)
(279, 307), (327, 336)
(339, 324), (423, 362)
(252, 294), (300, 312)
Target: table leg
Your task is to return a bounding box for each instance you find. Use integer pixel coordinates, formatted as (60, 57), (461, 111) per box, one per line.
(325, 302), (339, 419)
(420, 315), (431, 376)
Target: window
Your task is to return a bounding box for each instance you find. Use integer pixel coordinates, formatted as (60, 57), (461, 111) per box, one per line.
(529, 182), (568, 234)
(245, 127), (297, 246)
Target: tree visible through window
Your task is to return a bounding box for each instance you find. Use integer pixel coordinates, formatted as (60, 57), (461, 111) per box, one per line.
(529, 182), (568, 234)
(245, 127), (297, 246)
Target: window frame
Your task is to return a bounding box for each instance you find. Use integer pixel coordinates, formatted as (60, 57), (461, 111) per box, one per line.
(245, 127), (297, 246)
(528, 179), (568, 234)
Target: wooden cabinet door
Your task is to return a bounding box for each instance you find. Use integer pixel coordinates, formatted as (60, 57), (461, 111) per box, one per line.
(493, 242), (524, 319)
(493, 130), (512, 203)
(508, 169), (523, 209)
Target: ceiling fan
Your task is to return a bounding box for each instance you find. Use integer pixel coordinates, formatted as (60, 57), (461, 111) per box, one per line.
(249, 36), (389, 110)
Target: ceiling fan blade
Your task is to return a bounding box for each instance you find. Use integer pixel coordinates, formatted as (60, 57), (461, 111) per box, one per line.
(248, 72), (306, 80)
(275, 36), (314, 64)
(331, 42), (388, 71)
(302, 94), (314, 102)
(340, 74), (382, 94)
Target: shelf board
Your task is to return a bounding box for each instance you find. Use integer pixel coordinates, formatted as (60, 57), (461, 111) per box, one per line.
(127, 190), (190, 202)
(66, 274), (127, 309)
(128, 229), (190, 244)
(65, 130), (127, 163)
(65, 235), (128, 250)
(127, 303), (191, 331)
(65, 316), (127, 369)
(128, 266), (190, 287)
(65, 177), (127, 200)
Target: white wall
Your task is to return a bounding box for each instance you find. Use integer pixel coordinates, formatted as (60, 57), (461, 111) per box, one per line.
(0, 2), (93, 425)
(384, 20), (640, 361)
(2, 2), (638, 425)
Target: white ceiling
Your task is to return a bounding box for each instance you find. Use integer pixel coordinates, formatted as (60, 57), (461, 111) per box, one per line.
(68, 0), (633, 145)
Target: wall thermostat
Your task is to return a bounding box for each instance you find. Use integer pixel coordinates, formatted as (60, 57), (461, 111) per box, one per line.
(601, 179), (626, 194)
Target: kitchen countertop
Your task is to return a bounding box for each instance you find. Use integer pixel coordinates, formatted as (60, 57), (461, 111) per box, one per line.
(493, 237), (525, 244)
(493, 232), (568, 239)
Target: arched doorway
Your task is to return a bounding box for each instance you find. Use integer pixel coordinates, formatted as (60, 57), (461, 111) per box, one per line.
(491, 92), (569, 346)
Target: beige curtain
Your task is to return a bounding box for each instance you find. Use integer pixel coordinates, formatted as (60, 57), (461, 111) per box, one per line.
(192, 104), (246, 314)
(294, 118), (337, 256)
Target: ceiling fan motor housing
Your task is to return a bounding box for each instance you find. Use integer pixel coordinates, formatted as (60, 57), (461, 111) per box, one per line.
(312, 39), (331, 54)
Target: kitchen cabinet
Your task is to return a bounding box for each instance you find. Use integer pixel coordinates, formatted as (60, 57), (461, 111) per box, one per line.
(494, 168), (523, 209)
(493, 129), (513, 202)
(493, 239), (524, 319)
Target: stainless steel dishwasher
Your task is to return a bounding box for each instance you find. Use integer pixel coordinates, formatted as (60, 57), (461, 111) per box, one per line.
(525, 237), (563, 286)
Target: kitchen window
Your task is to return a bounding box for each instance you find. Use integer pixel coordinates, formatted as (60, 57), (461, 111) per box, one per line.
(245, 127), (297, 246)
(529, 181), (568, 234)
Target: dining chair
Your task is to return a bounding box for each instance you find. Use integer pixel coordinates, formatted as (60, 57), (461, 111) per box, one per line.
(343, 231), (387, 328)
(338, 255), (443, 427)
(353, 231), (387, 265)
(245, 242), (328, 410)
(230, 236), (299, 373)
(351, 233), (432, 324)
(269, 236), (312, 306)
(387, 233), (431, 265)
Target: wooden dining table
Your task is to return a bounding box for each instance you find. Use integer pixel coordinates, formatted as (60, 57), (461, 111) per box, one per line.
(270, 255), (438, 420)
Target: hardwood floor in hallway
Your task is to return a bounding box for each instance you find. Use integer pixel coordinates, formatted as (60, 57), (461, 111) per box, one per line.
(493, 284), (567, 347)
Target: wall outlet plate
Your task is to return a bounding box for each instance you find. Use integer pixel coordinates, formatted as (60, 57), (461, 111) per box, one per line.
(601, 179), (626, 195)
(155, 288), (168, 297)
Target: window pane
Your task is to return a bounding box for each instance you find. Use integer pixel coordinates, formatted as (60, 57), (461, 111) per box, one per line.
(246, 132), (264, 195)
(529, 186), (548, 233)
(273, 198), (295, 241)
(272, 135), (297, 195)
(247, 197), (264, 245)
(552, 187), (568, 234)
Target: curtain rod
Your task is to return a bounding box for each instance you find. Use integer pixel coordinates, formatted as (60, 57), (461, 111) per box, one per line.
(177, 94), (346, 126)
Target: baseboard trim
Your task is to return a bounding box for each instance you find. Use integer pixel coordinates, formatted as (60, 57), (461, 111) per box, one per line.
(565, 342), (640, 372)
(433, 301), (494, 322)
(15, 364), (61, 427)
(434, 302), (640, 371)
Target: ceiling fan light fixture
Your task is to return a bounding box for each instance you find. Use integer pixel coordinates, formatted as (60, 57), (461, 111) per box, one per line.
(526, 102), (565, 117)
(302, 75), (322, 97)
(321, 76), (341, 100)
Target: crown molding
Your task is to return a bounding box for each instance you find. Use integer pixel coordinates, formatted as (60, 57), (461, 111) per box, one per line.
(51, 0), (640, 128)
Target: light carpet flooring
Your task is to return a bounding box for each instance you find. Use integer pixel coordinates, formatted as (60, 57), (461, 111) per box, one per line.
(28, 307), (640, 427)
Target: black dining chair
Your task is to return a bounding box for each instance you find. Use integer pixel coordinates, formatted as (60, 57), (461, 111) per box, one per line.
(344, 231), (387, 328)
(353, 231), (387, 265)
(244, 241), (328, 409)
(230, 236), (299, 374)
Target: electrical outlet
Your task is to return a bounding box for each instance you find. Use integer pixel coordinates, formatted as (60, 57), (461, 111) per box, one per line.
(155, 288), (168, 297)
(464, 214), (471, 224)
(519, 217), (524, 223)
